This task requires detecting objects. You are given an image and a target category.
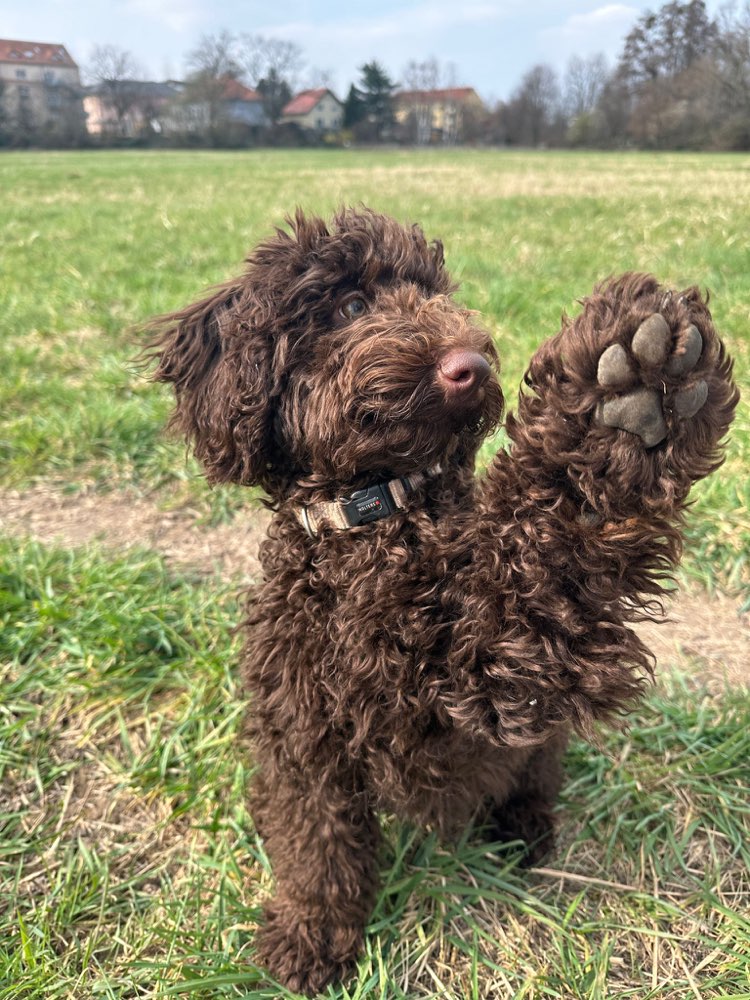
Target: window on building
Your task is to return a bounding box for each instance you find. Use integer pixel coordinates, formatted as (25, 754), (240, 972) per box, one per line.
(16, 69), (27, 79)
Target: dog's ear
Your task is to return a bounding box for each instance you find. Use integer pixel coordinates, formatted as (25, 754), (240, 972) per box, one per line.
(145, 274), (277, 489)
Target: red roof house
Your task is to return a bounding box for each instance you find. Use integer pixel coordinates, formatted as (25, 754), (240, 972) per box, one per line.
(281, 88), (343, 131)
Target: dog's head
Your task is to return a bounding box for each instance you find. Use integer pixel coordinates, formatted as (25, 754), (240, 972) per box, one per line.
(147, 207), (504, 499)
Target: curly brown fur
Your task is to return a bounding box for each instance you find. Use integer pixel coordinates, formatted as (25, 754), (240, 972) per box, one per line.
(146, 208), (738, 995)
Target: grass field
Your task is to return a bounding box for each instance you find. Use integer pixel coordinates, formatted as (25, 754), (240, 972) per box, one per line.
(1, 148), (749, 999)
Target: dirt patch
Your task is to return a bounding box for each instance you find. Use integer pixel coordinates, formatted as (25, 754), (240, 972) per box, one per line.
(2, 485), (748, 686)
(0, 484), (269, 583)
(636, 591), (750, 688)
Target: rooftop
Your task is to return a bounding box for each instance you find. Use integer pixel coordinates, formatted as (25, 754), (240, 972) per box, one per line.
(282, 88), (335, 117)
(221, 77), (262, 102)
(0, 39), (77, 69)
(395, 87), (480, 104)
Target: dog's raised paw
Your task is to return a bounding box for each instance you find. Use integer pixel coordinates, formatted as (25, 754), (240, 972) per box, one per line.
(595, 310), (707, 447)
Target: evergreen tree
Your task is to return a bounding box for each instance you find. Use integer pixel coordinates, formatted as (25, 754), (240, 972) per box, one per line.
(257, 68), (292, 125)
(343, 83), (365, 128)
(355, 61), (397, 140)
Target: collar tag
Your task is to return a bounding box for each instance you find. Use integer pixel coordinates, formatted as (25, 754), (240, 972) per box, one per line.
(294, 464), (441, 538)
(340, 483), (396, 526)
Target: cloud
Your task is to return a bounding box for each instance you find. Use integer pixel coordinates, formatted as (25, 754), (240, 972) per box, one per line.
(541, 4), (639, 59)
(264, 1), (506, 48)
(123, 0), (205, 34)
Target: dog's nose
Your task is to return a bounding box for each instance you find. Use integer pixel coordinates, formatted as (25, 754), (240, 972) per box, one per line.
(437, 350), (491, 395)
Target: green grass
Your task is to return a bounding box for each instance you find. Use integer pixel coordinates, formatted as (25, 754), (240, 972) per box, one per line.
(2, 148), (748, 582)
(1, 537), (748, 999)
(1, 149), (749, 997)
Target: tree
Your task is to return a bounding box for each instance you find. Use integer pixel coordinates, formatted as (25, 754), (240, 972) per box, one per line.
(587, 71), (631, 147)
(617, 1), (718, 147)
(402, 56), (440, 93)
(402, 57), (441, 143)
(43, 80), (87, 147)
(183, 31), (243, 143)
(710, 1), (750, 147)
(307, 67), (335, 89)
(256, 69), (292, 126)
(240, 35), (304, 124)
(343, 83), (366, 128)
(564, 54), (608, 119)
(562, 54), (610, 146)
(13, 84), (37, 146)
(353, 61), (398, 141)
(506, 63), (561, 146)
(87, 44), (142, 137)
(619, 1), (717, 86)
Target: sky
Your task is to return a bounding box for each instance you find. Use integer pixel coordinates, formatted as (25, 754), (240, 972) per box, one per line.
(0, 0), (724, 103)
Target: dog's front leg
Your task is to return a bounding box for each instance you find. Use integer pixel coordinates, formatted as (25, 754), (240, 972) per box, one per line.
(251, 760), (380, 995)
(466, 276), (737, 742)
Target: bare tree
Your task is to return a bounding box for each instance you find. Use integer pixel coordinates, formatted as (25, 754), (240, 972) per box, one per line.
(562, 53), (610, 146)
(240, 35), (303, 87)
(508, 63), (561, 146)
(239, 35), (304, 124)
(183, 31), (242, 142)
(187, 30), (241, 81)
(564, 53), (608, 119)
(402, 57), (441, 92)
(307, 67), (335, 90)
(711, 1), (750, 145)
(87, 44), (142, 137)
(402, 57), (441, 143)
(588, 71), (631, 147)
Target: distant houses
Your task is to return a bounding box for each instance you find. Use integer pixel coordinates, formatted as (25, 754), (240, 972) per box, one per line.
(0, 36), (484, 148)
(161, 78), (268, 142)
(83, 81), (181, 138)
(0, 38), (86, 144)
(393, 87), (485, 144)
(281, 88), (343, 134)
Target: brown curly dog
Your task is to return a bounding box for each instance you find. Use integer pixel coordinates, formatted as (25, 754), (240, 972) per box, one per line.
(148, 208), (737, 995)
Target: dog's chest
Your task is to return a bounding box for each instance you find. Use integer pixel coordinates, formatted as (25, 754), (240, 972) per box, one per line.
(251, 513), (487, 739)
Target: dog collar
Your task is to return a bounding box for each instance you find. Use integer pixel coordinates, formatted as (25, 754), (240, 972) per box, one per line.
(294, 466), (441, 538)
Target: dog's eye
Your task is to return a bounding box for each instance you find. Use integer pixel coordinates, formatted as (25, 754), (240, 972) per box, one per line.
(340, 297), (368, 320)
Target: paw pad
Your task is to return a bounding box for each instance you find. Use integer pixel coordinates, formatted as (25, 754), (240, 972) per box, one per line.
(665, 325), (702, 376)
(597, 344), (634, 388)
(631, 313), (671, 366)
(673, 379), (708, 418)
(596, 311), (707, 447)
(597, 388), (667, 447)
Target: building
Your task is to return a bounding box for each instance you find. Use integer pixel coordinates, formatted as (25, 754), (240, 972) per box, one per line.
(162, 77), (267, 139)
(0, 38), (85, 144)
(83, 81), (182, 138)
(281, 89), (343, 133)
(393, 87), (485, 144)
(220, 78), (267, 128)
